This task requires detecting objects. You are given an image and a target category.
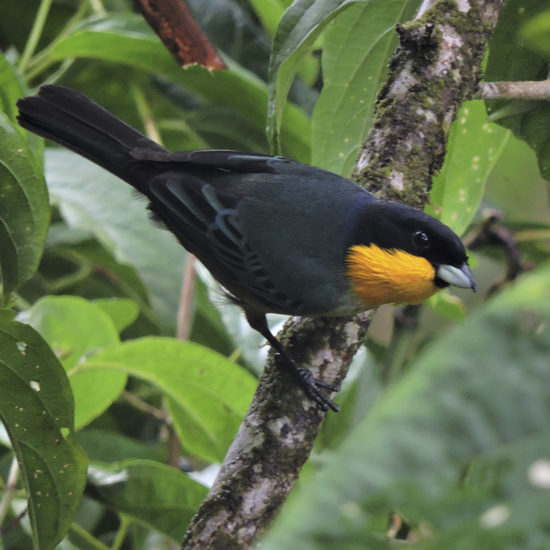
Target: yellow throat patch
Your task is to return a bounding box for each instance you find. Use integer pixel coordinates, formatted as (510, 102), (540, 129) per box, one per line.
(346, 244), (440, 308)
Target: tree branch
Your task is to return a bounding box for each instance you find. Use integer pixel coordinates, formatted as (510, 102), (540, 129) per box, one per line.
(353, 0), (506, 208)
(181, 1), (506, 548)
(475, 79), (550, 100)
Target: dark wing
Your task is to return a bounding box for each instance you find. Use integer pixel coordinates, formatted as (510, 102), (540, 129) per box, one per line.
(144, 168), (301, 313)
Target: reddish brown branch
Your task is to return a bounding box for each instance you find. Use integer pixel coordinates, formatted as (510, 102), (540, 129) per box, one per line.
(136, 0), (227, 69)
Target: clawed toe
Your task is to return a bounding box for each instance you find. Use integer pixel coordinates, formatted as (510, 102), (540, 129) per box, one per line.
(296, 367), (340, 412)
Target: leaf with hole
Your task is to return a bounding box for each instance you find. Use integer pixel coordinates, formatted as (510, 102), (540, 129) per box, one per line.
(26, 296), (127, 430)
(428, 100), (509, 236)
(0, 311), (87, 550)
(312, 0), (420, 176)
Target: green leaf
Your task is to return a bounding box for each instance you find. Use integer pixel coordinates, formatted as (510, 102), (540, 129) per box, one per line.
(0, 311), (87, 550)
(0, 53), (25, 125)
(43, 14), (310, 160)
(0, 112), (49, 302)
(485, 0), (550, 180)
(261, 263), (550, 549)
(312, 0), (420, 176)
(248, 0), (287, 37)
(179, 105), (269, 152)
(87, 459), (207, 542)
(268, 0), (363, 154)
(0, 51), (43, 159)
(77, 429), (167, 463)
(25, 296), (126, 430)
(186, 0), (272, 79)
(81, 338), (256, 463)
(426, 289), (466, 322)
(93, 298), (139, 333)
(45, 149), (184, 330)
(519, 11), (550, 58)
(428, 100), (509, 236)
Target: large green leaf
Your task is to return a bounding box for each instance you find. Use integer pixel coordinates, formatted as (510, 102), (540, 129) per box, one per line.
(262, 263), (550, 549)
(45, 149), (184, 329)
(77, 429), (167, 463)
(43, 14), (310, 160)
(93, 297), (140, 334)
(312, 0), (420, 176)
(81, 337), (256, 463)
(87, 459), (207, 542)
(25, 296), (127, 430)
(0, 112), (49, 302)
(0, 311), (87, 550)
(485, 0), (550, 180)
(248, 0), (288, 37)
(520, 11), (550, 57)
(268, 0), (364, 154)
(428, 100), (509, 236)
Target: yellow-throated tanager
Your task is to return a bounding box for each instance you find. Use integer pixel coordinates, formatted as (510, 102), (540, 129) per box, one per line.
(17, 85), (476, 412)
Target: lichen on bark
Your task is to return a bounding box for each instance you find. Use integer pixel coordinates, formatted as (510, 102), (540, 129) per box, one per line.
(354, 0), (506, 208)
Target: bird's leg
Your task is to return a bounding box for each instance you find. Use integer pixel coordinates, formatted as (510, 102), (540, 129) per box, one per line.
(246, 313), (340, 412)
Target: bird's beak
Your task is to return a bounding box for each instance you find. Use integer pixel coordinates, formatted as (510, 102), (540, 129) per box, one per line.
(437, 263), (477, 291)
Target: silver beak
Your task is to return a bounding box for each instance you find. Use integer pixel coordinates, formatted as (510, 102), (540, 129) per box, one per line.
(437, 263), (477, 291)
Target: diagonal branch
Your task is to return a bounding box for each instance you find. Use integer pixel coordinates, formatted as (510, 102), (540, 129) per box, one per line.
(181, 1), (507, 548)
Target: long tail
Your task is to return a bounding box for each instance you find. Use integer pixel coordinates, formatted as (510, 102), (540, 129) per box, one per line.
(17, 85), (167, 191)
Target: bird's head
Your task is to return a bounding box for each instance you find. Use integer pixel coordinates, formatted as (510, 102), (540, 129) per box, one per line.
(346, 201), (476, 308)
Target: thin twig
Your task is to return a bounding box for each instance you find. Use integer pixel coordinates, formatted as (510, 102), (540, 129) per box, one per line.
(475, 80), (550, 100)
(18, 0), (53, 73)
(131, 84), (163, 146)
(465, 211), (530, 294)
(89, 0), (106, 17)
(177, 256), (196, 341)
(121, 390), (170, 424)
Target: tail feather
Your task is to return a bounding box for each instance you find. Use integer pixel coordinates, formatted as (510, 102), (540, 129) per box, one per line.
(16, 85), (166, 189)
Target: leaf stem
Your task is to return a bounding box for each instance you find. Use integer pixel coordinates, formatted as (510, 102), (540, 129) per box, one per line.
(69, 522), (111, 550)
(121, 390), (170, 424)
(110, 514), (131, 550)
(89, 0), (107, 17)
(131, 83), (163, 145)
(24, 0), (90, 81)
(18, 0), (53, 74)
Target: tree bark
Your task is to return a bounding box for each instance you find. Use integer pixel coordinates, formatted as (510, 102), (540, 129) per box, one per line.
(181, 1), (507, 548)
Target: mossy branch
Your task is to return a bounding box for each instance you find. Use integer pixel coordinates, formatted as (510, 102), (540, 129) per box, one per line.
(181, 1), (506, 548)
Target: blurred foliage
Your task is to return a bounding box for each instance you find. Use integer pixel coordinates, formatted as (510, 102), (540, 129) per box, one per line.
(0, 0), (549, 549)
(485, 0), (550, 179)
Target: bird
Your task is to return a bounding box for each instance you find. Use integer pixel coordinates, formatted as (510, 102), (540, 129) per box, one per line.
(17, 85), (476, 412)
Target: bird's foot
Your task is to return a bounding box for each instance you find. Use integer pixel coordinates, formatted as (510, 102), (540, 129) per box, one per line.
(293, 366), (340, 412)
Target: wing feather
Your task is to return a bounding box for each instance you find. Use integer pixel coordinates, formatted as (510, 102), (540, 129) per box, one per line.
(147, 175), (301, 312)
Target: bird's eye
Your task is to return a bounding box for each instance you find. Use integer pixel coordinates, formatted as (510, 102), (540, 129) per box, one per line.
(413, 231), (430, 248)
